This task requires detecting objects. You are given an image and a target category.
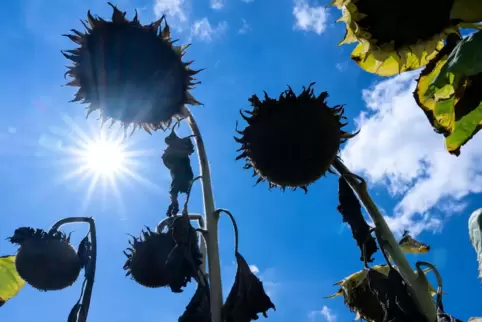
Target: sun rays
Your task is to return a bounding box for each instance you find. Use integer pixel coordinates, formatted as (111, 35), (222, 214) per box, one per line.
(54, 115), (163, 214)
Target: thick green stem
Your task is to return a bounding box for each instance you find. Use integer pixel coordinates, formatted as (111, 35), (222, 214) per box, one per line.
(50, 217), (97, 322)
(332, 159), (436, 321)
(451, 0), (482, 23)
(184, 106), (222, 322)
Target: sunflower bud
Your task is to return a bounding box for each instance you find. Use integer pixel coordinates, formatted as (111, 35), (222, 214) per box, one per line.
(62, 3), (202, 134)
(235, 83), (357, 192)
(8, 227), (81, 291)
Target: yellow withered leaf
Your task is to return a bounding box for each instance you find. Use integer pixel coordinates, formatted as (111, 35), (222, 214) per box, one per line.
(0, 255), (25, 307)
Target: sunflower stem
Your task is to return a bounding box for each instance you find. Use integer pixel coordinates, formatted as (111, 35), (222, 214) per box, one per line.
(50, 217), (97, 322)
(332, 159), (437, 321)
(184, 106), (222, 322)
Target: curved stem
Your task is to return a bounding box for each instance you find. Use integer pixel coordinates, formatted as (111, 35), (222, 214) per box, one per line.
(417, 261), (444, 309)
(183, 106), (222, 322)
(332, 159), (436, 321)
(50, 217), (97, 322)
(215, 209), (239, 254)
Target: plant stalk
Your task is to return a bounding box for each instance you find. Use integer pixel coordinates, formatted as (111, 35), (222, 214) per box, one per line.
(332, 159), (436, 321)
(50, 217), (97, 322)
(184, 106), (222, 322)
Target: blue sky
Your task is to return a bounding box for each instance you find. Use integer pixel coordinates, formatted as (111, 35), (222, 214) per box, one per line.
(1, 0), (482, 321)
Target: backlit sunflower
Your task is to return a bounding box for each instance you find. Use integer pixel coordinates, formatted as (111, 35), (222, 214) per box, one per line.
(329, 0), (461, 76)
(63, 3), (202, 134)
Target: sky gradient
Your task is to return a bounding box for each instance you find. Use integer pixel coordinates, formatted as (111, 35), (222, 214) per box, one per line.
(1, 0), (482, 321)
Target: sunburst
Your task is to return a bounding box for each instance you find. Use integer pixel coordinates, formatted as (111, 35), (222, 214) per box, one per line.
(56, 116), (162, 214)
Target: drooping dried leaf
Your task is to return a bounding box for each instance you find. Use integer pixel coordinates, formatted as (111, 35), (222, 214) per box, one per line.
(165, 215), (203, 293)
(437, 305), (463, 322)
(179, 279), (211, 322)
(77, 236), (92, 270)
(398, 230), (430, 254)
(162, 130), (195, 216)
(223, 252), (275, 322)
(337, 177), (378, 263)
(367, 267), (426, 322)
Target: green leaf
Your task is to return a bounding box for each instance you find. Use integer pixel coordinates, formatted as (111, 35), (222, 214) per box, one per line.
(0, 255), (25, 307)
(469, 209), (482, 280)
(415, 32), (482, 155)
(430, 30), (482, 93)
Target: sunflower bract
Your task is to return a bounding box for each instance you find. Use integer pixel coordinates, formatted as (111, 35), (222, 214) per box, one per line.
(63, 3), (202, 133)
(331, 0), (459, 76)
(235, 83), (356, 192)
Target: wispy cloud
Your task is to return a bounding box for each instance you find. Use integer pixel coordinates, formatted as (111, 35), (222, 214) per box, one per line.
(238, 18), (252, 34)
(153, 0), (191, 31)
(335, 62), (348, 72)
(309, 305), (337, 322)
(191, 18), (228, 42)
(210, 0), (224, 9)
(292, 0), (329, 35)
(341, 72), (482, 236)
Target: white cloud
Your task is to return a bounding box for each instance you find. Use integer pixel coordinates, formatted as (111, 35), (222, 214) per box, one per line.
(153, 0), (190, 30)
(210, 0), (224, 9)
(238, 18), (252, 34)
(341, 72), (482, 236)
(309, 306), (337, 322)
(249, 264), (259, 274)
(191, 18), (228, 42)
(292, 0), (329, 35)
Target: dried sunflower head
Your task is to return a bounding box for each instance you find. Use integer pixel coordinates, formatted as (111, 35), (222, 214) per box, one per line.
(63, 3), (202, 133)
(8, 227), (81, 291)
(327, 264), (439, 320)
(329, 0), (460, 76)
(123, 227), (175, 288)
(222, 252), (276, 322)
(235, 83), (357, 192)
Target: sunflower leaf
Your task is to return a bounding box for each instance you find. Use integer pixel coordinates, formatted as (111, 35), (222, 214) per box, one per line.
(469, 209), (482, 280)
(415, 32), (482, 155)
(0, 255), (25, 307)
(337, 177), (378, 263)
(222, 252), (275, 322)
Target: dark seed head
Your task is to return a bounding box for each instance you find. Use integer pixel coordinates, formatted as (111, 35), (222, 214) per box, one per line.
(62, 3), (202, 133)
(9, 228), (81, 291)
(123, 228), (175, 288)
(235, 83), (357, 192)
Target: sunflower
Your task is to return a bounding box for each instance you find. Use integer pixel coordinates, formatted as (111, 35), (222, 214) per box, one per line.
(235, 83), (357, 192)
(329, 0), (461, 76)
(63, 3), (202, 134)
(123, 227), (175, 288)
(8, 227), (81, 291)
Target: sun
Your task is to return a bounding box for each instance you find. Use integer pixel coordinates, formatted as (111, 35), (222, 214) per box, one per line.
(82, 138), (126, 177)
